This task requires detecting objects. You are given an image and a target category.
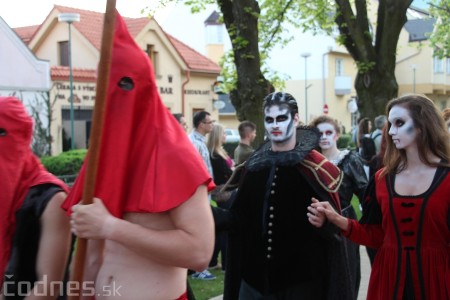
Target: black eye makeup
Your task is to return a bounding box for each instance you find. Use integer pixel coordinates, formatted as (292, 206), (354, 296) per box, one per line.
(265, 117), (274, 123)
(395, 119), (405, 127)
(0, 128), (6, 136)
(275, 115), (288, 122)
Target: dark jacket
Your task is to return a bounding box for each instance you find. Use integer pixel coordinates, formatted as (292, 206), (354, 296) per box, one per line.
(218, 127), (353, 300)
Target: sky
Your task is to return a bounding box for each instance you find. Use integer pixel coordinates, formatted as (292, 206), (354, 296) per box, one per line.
(0, 0), (430, 80)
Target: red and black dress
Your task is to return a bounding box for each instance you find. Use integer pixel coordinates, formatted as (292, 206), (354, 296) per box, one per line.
(345, 166), (450, 300)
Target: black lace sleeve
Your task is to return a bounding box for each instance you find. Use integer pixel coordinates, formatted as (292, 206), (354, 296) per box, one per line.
(348, 151), (369, 202)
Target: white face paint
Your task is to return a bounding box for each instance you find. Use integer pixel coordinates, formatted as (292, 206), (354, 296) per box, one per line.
(317, 123), (338, 150)
(388, 105), (417, 149)
(264, 105), (295, 143)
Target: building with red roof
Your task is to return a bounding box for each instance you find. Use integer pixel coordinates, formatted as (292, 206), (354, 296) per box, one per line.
(13, 5), (221, 154)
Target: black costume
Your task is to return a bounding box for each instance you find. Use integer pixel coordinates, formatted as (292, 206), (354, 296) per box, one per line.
(209, 152), (233, 269)
(331, 149), (368, 299)
(4, 184), (71, 300)
(222, 127), (353, 300)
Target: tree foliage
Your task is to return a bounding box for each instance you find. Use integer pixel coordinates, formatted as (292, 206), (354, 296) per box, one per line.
(151, 0), (415, 139)
(332, 0), (413, 119)
(8, 91), (54, 157)
(429, 0), (450, 58)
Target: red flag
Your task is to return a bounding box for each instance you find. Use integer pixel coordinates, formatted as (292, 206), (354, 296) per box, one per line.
(0, 96), (69, 280)
(62, 12), (214, 217)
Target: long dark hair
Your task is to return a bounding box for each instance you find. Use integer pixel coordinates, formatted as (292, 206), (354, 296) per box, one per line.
(381, 94), (450, 176)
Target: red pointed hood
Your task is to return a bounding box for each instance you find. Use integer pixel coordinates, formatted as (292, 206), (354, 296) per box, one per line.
(63, 12), (214, 217)
(0, 96), (69, 280)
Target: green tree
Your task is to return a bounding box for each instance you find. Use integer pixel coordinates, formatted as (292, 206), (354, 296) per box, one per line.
(9, 91), (54, 157)
(429, 0), (450, 58)
(333, 0), (413, 118)
(152, 0), (304, 145)
(153, 0), (414, 137)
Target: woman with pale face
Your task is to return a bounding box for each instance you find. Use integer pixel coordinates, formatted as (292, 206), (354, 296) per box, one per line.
(308, 95), (450, 300)
(310, 115), (368, 298)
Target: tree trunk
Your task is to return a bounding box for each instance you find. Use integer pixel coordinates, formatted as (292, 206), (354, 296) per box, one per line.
(219, 0), (271, 146)
(334, 0), (413, 121)
(355, 69), (398, 120)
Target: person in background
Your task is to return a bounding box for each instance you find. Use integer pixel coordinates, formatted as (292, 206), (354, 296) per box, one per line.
(357, 117), (372, 150)
(357, 117), (373, 179)
(442, 107), (450, 133)
(173, 113), (188, 133)
(309, 94), (450, 300)
(310, 115), (368, 299)
(234, 121), (257, 165)
(207, 123), (234, 272)
(189, 111), (215, 180)
(173, 113), (197, 300)
(188, 110), (217, 281)
(0, 96), (71, 299)
(351, 116), (364, 151)
(371, 115), (387, 155)
(222, 92), (352, 300)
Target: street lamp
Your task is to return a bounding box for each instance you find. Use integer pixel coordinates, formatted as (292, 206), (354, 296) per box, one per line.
(301, 52), (311, 123)
(58, 13), (80, 150)
(411, 64), (417, 93)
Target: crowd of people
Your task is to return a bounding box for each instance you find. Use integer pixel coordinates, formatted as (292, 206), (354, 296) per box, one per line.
(1, 13), (449, 300)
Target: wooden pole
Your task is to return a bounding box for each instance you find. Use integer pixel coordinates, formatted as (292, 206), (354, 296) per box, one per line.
(68, 1), (116, 299)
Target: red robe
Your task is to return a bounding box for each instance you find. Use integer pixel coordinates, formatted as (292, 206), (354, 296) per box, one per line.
(62, 12), (214, 217)
(345, 167), (450, 300)
(0, 96), (69, 281)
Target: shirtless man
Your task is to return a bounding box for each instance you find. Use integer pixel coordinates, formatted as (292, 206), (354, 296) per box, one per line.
(64, 13), (215, 300)
(71, 186), (213, 299)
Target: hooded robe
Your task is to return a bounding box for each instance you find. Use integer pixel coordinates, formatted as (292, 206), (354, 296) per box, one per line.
(62, 12), (214, 217)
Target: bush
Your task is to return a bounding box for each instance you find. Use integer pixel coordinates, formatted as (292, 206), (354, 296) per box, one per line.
(40, 149), (87, 176)
(337, 133), (354, 149)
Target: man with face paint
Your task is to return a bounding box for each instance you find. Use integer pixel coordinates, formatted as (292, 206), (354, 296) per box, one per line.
(0, 97), (72, 298)
(310, 115), (368, 299)
(309, 94), (450, 300)
(221, 92), (353, 300)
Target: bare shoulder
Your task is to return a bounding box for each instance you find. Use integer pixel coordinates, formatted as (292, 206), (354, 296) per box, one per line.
(42, 191), (68, 221)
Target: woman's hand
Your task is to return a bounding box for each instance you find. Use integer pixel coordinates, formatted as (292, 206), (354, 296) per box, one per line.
(307, 198), (327, 227)
(308, 197), (349, 231)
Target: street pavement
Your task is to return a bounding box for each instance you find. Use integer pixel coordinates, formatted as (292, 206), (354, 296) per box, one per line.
(209, 246), (372, 300)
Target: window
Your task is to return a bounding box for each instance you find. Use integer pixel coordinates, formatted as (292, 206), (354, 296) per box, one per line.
(335, 58), (344, 76)
(59, 41), (69, 66)
(205, 25), (224, 44)
(447, 58), (450, 74)
(433, 56), (444, 73)
(146, 44), (158, 74)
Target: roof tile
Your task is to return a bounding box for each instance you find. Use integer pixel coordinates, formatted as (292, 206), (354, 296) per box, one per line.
(13, 5), (219, 74)
(167, 34), (220, 73)
(13, 25), (40, 45)
(51, 66), (96, 82)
